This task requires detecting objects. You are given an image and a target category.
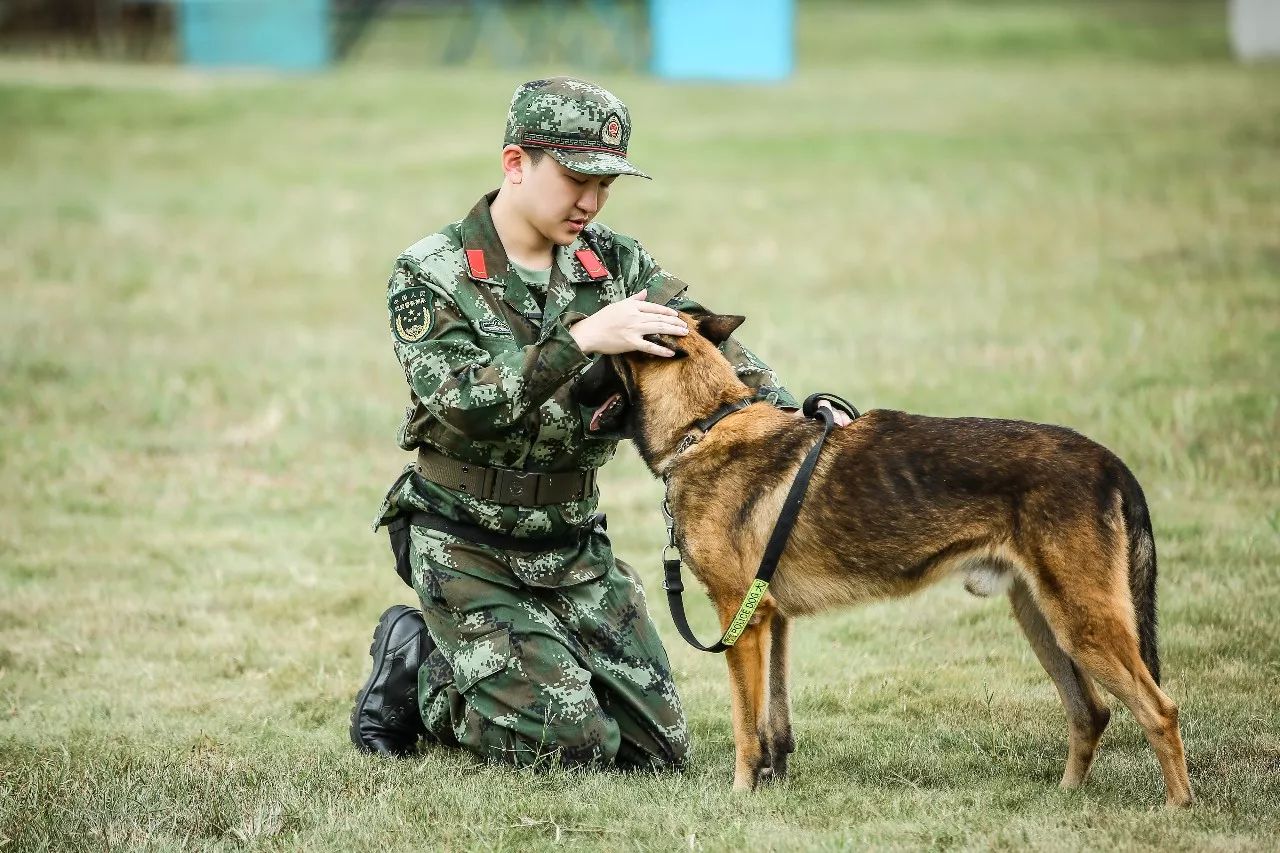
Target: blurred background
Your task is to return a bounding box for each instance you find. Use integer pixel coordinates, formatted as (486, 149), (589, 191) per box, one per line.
(3, 0), (1279, 70)
(2, 1), (1278, 849)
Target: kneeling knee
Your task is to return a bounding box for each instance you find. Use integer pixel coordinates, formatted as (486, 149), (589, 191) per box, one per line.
(490, 711), (621, 769)
(649, 721), (694, 771)
(551, 712), (622, 767)
(667, 735), (693, 770)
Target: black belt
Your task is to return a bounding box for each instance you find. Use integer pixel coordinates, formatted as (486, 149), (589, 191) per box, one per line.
(416, 446), (596, 506)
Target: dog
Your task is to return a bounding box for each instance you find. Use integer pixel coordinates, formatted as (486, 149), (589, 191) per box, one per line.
(575, 310), (1193, 807)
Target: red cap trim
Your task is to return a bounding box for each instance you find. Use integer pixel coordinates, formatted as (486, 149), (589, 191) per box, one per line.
(520, 133), (628, 156)
(465, 249), (488, 279)
(544, 141), (628, 155)
(575, 249), (609, 280)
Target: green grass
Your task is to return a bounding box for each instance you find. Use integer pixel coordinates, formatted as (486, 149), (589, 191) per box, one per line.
(2, 1), (1278, 849)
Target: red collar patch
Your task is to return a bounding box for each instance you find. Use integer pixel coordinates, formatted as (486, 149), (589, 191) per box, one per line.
(575, 248), (609, 280)
(465, 249), (488, 280)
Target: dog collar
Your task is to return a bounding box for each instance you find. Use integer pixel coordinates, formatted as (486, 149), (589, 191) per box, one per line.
(696, 398), (755, 434)
(671, 397), (756, 460)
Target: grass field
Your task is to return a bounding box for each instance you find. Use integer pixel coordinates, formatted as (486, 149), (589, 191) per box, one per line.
(2, 1), (1278, 849)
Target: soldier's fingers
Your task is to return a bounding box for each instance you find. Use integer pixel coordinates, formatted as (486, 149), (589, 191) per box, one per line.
(632, 324), (686, 340)
(633, 301), (680, 317)
(817, 401), (852, 427)
(636, 316), (688, 332)
(636, 319), (687, 336)
(630, 334), (675, 357)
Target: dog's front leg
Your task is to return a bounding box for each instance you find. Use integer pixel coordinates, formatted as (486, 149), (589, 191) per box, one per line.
(764, 611), (795, 781)
(724, 620), (771, 790)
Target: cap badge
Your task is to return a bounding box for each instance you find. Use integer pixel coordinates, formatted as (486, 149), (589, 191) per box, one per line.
(601, 114), (623, 147)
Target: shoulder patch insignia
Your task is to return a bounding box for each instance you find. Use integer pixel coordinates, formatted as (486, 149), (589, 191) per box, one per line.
(391, 287), (434, 344)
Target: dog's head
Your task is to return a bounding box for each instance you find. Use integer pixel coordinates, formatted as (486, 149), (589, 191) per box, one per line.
(574, 310), (746, 440)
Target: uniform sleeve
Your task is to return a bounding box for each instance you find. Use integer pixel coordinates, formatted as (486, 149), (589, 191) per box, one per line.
(389, 257), (591, 439)
(621, 242), (800, 410)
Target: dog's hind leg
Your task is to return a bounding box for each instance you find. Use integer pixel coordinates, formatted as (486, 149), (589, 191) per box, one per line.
(1027, 544), (1192, 807)
(763, 610), (796, 782)
(1009, 579), (1110, 789)
(1054, 614), (1191, 807)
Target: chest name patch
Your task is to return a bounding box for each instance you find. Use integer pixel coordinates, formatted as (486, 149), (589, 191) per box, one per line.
(390, 287), (433, 344)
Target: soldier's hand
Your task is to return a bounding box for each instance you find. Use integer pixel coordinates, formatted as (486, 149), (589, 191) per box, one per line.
(569, 291), (689, 357)
(794, 401), (853, 427)
(820, 401), (854, 426)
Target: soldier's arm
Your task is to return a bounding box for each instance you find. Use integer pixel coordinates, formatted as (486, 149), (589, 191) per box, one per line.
(621, 241), (799, 409)
(389, 257), (591, 439)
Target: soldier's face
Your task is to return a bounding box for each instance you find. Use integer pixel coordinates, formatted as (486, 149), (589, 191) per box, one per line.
(523, 155), (618, 246)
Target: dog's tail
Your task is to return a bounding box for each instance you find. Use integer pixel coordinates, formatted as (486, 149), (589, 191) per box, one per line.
(1117, 461), (1160, 685)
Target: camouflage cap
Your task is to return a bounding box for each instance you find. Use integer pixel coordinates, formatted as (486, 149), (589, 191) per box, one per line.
(504, 77), (650, 180)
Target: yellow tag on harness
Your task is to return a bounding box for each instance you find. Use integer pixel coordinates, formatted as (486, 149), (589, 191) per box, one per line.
(720, 579), (770, 647)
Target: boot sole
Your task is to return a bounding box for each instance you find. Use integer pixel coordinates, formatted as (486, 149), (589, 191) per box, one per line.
(349, 604), (423, 755)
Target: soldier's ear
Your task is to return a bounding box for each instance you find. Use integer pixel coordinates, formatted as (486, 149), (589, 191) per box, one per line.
(696, 314), (746, 345)
(501, 144), (525, 184)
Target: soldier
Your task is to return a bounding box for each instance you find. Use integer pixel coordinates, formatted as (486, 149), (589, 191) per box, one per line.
(350, 76), (813, 771)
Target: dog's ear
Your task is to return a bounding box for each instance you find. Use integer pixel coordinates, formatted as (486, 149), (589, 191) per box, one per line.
(643, 334), (688, 359)
(696, 314), (746, 345)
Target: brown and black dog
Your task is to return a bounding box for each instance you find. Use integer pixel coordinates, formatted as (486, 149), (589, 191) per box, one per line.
(577, 311), (1192, 807)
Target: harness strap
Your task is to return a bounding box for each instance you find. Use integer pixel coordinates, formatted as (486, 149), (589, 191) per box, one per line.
(664, 394), (848, 653)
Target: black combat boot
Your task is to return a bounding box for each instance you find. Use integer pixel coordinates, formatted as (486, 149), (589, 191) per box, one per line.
(350, 605), (431, 755)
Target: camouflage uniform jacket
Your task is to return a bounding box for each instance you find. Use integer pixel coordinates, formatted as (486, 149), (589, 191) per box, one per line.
(376, 191), (797, 551)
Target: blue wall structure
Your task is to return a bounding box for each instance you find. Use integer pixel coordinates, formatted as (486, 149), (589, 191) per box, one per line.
(179, 0), (331, 71)
(649, 0), (794, 82)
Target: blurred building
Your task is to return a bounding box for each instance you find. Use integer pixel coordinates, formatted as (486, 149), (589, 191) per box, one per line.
(1230, 0), (1280, 60)
(0, 0), (795, 79)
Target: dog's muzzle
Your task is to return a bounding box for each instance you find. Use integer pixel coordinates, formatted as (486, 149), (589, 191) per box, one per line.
(575, 357), (632, 438)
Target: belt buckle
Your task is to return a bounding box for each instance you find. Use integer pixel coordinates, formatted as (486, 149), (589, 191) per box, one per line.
(502, 470), (536, 504)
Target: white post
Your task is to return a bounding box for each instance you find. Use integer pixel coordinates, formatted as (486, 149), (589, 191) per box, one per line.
(1230, 0), (1280, 61)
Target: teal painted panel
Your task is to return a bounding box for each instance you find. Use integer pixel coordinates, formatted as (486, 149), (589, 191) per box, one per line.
(650, 0), (793, 82)
(179, 0), (331, 71)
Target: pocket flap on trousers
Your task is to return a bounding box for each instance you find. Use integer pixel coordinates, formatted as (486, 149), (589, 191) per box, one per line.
(452, 628), (513, 694)
(506, 530), (612, 589)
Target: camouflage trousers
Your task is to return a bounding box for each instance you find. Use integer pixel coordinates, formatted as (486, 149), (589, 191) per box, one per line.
(407, 523), (691, 770)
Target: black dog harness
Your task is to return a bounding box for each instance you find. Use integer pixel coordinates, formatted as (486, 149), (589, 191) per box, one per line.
(662, 393), (860, 653)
